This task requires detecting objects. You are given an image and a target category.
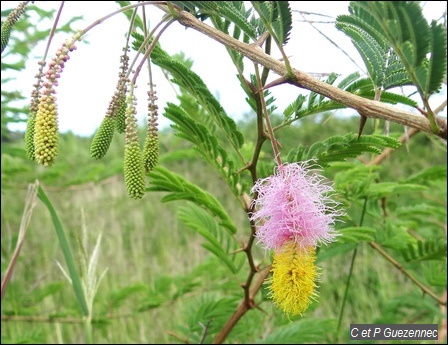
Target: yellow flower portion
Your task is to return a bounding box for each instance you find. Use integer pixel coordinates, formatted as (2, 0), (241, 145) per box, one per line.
(269, 243), (319, 316)
(34, 95), (59, 166)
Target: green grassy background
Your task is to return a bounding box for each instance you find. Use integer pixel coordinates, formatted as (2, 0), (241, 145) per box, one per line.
(1, 115), (446, 344)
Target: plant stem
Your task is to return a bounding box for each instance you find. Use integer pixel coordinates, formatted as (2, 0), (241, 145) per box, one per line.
(368, 241), (446, 306)
(335, 197), (368, 341)
(213, 266), (271, 344)
(254, 64), (282, 166)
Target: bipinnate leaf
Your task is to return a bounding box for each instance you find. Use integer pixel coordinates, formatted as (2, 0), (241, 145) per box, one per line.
(148, 165), (238, 234)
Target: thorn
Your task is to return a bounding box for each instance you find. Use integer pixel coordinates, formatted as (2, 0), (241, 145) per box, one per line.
(262, 75), (289, 91)
(358, 114), (367, 139)
(255, 31), (270, 47)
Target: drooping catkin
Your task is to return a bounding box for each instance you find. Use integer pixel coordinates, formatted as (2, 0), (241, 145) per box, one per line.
(123, 90), (146, 199)
(24, 113), (36, 160)
(25, 61), (45, 161)
(115, 93), (127, 133)
(90, 50), (129, 158)
(143, 89), (159, 173)
(113, 51), (129, 133)
(90, 116), (115, 159)
(1, 1), (27, 53)
(33, 33), (81, 166)
(34, 94), (59, 166)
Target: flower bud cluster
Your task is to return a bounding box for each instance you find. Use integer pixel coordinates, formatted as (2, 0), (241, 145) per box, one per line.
(34, 33), (81, 166)
(123, 90), (146, 199)
(1, 1), (27, 53)
(143, 88), (159, 173)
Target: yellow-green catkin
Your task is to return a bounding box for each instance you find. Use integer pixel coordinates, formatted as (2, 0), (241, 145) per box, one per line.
(1, 1), (27, 53)
(34, 94), (59, 166)
(115, 94), (127, 133)
(25, 61), (45, 161)
(143, 89), (159, 173)
(24, 113), (36, 160)
(113, 51), (129, 134)
(123, 90), (145, 199)
(33, 33), (81, 166)
(269, 243), (319, 317)
(143, 133), (158, 173)
(90, 116), (115, 159)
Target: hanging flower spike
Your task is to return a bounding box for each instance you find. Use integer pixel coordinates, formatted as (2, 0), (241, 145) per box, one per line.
(114, 51), (129, 134)
(250, 161), (341, 251)
(123, 89), (146, 199)
(34, 33), (81, 166)
(269, 242), (319, 317)
(1, 1), (27, 54)
(143, 89), (159, 173)
(25, 61), (46, 161)
(89, 115), (115, 159)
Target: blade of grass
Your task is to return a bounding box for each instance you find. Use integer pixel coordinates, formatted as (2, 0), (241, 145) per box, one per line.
(37, 185), (89, 316)
(1, 181), (39, 300)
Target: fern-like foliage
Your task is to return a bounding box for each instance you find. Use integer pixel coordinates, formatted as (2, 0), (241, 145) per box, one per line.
(337, 226), (376, 244)
(246, 74), (278, 115)
(404, 165), (447, 185)
(168, 1), (258, 39)
(282, 72), (416, 123)
(164, 102), (242, 197)
(251, 1), (292, 45)
(147, 165), (238, 235)
(336, 2), (447, 97)
(424, 261), (447, 287)
(178, 204), (244, 274)
(179, 294), (240, 343)
(286, 133), (401, 167)
(400, 239), (447, 262)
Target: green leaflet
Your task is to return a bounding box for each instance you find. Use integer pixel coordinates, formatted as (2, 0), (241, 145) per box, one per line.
(337, 226), (376, 244)
(164, 102), (242, 197)
(425, 261), (447, 287)
(182, 295), (239, 344)
(147, 165), (238, 235)
(178, 204), (243, 274)
(252, 1), (292, 46)
(282, 73), (416, 123)
(287, 133), (401, 167)
(401, 239), (447, 262)
(168, 1), (258, 39)
(366, 182), (427, 198)
(404, 165), (447, 184)
(426, 21), (447, 95)
(336, 1), (447, 97)
(105, 283), (150, 311)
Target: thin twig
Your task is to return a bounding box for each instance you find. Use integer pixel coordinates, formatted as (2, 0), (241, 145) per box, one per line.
(369, 241), (446, 306)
